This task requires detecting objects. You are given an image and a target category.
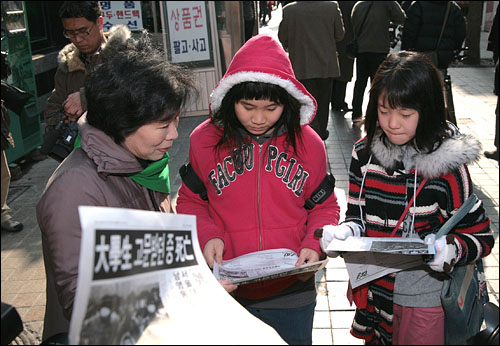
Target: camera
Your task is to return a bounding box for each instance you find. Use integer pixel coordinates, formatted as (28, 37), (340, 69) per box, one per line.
(41, 119), (79, 162)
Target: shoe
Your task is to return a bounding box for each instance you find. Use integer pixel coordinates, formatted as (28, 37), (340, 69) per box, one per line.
(484, 150), (499, 161)
(1, 219), (24, 232)
(320, 130), (329, 141)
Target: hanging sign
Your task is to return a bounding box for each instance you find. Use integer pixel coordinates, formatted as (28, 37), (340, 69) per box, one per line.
(166, 1), (210, 63)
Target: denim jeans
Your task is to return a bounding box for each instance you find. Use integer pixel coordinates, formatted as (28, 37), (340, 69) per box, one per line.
(245, 300), (316, 345)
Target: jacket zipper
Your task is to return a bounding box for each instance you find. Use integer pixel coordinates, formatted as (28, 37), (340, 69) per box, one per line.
(258, 144), (263, 250)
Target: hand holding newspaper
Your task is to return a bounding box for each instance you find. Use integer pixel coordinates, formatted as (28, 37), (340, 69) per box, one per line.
(213, 248), (328, 285)
(325, 236), (434, 289)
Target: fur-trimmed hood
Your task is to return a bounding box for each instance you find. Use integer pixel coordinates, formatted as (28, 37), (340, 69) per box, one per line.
(57, 24), (131, 73)
(371, 125), (482, 178)
(209, 34), (317, 126)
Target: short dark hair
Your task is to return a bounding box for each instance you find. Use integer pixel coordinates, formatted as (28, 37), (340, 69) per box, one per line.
(364, 51), (449, 152)
(212, 81), (302, 154)
(59, 1), (101, 22)
(85, 34), (197, 143)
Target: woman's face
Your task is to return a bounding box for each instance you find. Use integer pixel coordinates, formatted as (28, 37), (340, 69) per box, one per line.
(234, 98), (284, 137)
(377, 94), (419, 146)
(124, 113), (180, 161)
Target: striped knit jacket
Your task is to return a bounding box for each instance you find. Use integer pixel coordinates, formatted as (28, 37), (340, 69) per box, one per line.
(344, 126), (494, 344)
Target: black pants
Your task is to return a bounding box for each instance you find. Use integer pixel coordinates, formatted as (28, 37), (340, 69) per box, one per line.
(352, 52), (387, 118)
(300, 78), (333, 139)
(331, 79), (348, 110)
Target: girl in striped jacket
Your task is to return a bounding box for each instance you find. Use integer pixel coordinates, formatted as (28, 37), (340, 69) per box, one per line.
(319, 51), (494, 345)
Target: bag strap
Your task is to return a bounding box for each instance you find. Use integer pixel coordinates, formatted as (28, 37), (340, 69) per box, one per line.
(353, 1), (374, 39)
(304, 172), (336, 210)
(179, 162), (208, 201)
(391, 177), (428, 236)
(435, 2), (451, 51)
(435, 193), (479, 238)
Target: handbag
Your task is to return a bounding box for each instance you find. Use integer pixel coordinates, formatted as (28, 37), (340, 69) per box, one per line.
(422, 2), (451, 67)
(435, 194), (489, 345)
(346, 1), (374, 59)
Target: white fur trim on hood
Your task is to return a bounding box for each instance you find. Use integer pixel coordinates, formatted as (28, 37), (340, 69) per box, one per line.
(371, 126), (482, 178)
(209, 34), (317, 126)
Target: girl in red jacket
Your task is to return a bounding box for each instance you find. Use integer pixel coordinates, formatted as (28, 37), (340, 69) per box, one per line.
(176, 34), (340, 344)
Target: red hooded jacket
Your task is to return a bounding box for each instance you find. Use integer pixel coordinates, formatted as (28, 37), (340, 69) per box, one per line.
(176, 35), (340, 299)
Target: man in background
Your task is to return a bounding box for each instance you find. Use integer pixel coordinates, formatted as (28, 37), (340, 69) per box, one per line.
(44, 1), (130, 153)
(278, 1), (345, 140)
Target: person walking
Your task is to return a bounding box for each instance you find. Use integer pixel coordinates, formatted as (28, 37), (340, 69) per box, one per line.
(484, 60), (499, 161)
(243, 1), (256, 42)
(401, 1), (466, 71)
(278, 1), (345, 140)
(331, 1), (356, 113)
(1, 53), (26, 233)
(176, 34), (341, 345)
(350, 1), (405, 126)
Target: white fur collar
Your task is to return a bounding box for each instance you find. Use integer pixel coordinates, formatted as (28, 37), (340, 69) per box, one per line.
(371, 127), (482, 178)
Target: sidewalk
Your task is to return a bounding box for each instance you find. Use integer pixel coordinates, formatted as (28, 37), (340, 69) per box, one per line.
(1, 8), (498, 345)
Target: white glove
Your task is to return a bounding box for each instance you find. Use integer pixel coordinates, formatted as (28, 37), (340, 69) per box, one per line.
(425, 234), (459, 273)
(319, 223), (361, 256)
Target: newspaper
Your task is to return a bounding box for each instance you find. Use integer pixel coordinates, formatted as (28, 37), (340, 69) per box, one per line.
(325, 236), (433, 289)
(69, 206), (286, 345)
(213, 248), (328, 285)
(325, 236), (435, 256)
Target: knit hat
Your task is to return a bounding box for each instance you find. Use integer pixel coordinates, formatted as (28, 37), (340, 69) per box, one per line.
(209, 34), (317, 126)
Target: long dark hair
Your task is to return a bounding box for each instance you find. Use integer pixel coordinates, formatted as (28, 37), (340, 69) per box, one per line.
(212, 81), (302, 156)
(364, 51), (450, 152)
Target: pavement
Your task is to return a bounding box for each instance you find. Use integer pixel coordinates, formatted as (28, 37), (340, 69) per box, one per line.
(1, 6), (498, 345)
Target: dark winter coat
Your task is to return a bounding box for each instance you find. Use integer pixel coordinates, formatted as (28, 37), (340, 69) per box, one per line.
(278, 1), (345, 80)
(351, 1), (406, 54)
(401, 1), (466, 69)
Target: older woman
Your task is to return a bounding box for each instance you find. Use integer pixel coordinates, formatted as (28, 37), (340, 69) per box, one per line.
(36, 34), (197, 344)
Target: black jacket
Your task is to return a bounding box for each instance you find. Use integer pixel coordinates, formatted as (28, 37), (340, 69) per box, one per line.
(401, 1), (466, 68)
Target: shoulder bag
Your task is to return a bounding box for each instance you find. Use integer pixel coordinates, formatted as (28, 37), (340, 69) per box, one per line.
(346, 1), (374, 60)
(422, 2), (451, 67)
(435, 194), (489, 345)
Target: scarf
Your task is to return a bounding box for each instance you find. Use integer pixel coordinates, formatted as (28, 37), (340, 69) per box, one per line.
(74, 133), (170, 193)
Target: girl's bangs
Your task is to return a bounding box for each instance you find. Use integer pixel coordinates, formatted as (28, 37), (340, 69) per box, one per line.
(233, 82), (285, 104)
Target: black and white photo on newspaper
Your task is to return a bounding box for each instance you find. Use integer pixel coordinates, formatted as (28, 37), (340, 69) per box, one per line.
(70, 206), (286, 345)
(326, 236), (435, 289)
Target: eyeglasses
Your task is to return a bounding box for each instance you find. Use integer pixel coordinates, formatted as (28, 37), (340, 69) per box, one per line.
(63, 23), (95, 39)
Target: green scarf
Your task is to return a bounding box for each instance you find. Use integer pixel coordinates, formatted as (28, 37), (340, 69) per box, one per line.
(129, 153), (170, 194)
(74, 133), (170, 193)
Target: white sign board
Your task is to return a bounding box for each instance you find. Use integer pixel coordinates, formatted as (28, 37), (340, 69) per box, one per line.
(166, 1), (210, 63)
(99, 1), (144, 32)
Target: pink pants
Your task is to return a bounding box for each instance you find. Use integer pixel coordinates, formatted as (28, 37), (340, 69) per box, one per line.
(393, 304), (445, 345)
